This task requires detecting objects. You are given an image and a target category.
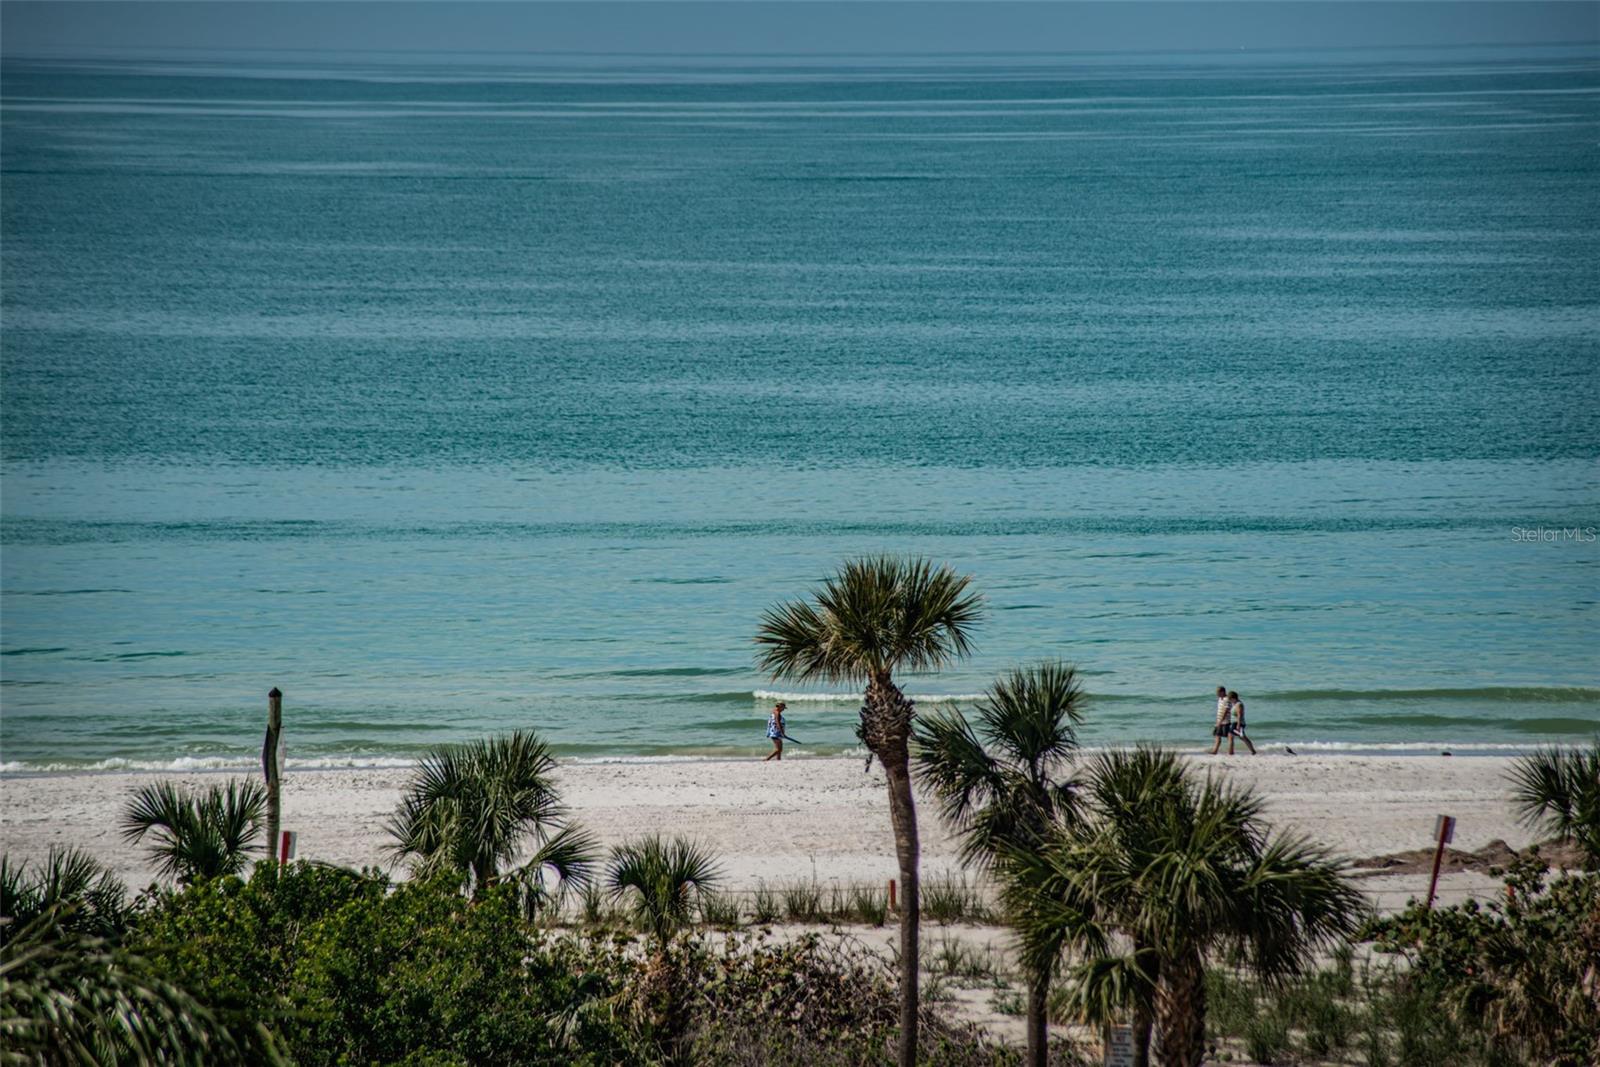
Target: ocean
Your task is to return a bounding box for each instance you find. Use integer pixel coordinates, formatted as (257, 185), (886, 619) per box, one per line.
(2, 45), (1597, 771)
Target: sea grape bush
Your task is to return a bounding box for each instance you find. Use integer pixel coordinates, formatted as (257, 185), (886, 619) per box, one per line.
(10, 850), (1596, 1064)
(1365, 853), (1600, 1067)
(36, 860), (1011, 1065)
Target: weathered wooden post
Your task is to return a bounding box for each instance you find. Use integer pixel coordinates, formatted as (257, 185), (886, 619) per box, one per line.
(1425, 814), (1455, 909)
(263, 687), (283, 862)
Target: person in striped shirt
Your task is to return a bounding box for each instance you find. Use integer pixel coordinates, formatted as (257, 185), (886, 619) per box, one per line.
(1209, 686), (1234, 755)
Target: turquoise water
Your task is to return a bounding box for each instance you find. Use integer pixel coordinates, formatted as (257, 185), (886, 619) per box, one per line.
(2, 47), (1597, 770)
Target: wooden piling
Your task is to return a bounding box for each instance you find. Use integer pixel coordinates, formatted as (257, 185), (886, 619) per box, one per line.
(263, 687), (283, 862)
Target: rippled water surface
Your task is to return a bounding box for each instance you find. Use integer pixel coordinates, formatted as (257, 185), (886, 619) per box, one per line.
(3, 47), (1597, 768)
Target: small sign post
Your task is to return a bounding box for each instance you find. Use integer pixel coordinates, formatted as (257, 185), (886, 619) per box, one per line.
(278, 830), (297, 864)
(1103, 1024), (1135, 1067)
(1425, 814), (1456, 909)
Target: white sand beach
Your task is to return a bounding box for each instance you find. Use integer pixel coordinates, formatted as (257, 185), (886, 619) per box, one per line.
(0, 754), (1540, 910)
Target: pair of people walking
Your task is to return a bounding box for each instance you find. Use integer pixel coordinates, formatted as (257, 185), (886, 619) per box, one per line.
(1209, 686), (1256, 755)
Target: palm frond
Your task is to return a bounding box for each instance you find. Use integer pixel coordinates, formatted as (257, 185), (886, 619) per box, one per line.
(977, 661), (1085, 778)
(756, 556), (983, 684)
(120, 780), (265, 884)
(1507, 743), (1600, 867)
(517, 825), (601, 892)
(912, 709), (1002, 832)
(754, 599), (837, 681)
(605, 834), (722, 945)
(0, 914), (289, 1065)
(387, 731), (576, 894)
(1056, 949), (1161, 1026)
(1234, 831), (1370, 985)
(998, 827), (1128, 1007)
(2, 848), (132, 946)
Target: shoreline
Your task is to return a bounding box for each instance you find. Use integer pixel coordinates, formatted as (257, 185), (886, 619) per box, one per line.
(0, 754), (1544, 912)
(0, 740), (1566, 779)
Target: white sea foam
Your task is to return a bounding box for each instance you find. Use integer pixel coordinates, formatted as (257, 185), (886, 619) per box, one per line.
(565, 747), (856, 765)
(5, 740), (1556, 775)
(0, 755), (420, 774)
(1212, 740), (1551, 754)
(751, 689), (985, 704)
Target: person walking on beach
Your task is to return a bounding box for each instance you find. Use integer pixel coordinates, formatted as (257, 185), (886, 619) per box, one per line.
(763, 701), (787, 762)
(1209, 686), (1234, 755)
(1229, 690), (1258, 755)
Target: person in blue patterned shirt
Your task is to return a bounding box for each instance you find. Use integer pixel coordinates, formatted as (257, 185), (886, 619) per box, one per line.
(763, 701), (787, 762)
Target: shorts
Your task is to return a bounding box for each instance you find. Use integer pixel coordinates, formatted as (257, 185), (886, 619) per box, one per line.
(1213, 723), (1232, 738)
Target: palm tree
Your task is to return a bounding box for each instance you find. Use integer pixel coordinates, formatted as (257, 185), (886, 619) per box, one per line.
(757, 556), (983, 1067)
(606, 835), (721, 1062)
(1507, 743), (1600, 868)
(387, 731), (597, 905)
(1005, 748), (1367, 1067)
(0, 847), (130, 945)
(120, 779), (266, 885)
(914, 661), (1085, 1067)
(606, 834), (721, 948)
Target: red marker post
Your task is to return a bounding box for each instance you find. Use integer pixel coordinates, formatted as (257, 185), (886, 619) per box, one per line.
(1425, 814), (1455, 909)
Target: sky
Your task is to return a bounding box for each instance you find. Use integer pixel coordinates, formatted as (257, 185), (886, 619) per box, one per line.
(2, 2), (1597, 59)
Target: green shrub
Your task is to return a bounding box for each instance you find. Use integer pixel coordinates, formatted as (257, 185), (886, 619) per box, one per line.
(290, 877), (631, 1065)
(849, 884), (888, 926)
(2, 913), (289, 1065)
(1203, 968), (1258, 1039)
(76, 857), (1121, 1066)
(698, 891), (742, 929)
(922, 874), (990, 925)
(578, 880), (611, 925)
(1243, 1012), (1289, 1065)
(990, 988), (1026, 1016)
(690, 932), (1018, 1065)
(751, 883), (779, 925)
(1366, 856), (1599, 1067)
(780, 879), (824, 922)
(130, 860), (382, 1021)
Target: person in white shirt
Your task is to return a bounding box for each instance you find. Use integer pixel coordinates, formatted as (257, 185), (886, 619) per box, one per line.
(1229, 690), (1257, 755)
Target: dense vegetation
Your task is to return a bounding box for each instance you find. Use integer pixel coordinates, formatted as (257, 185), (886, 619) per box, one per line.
(2, 553), (1594, 1065)
(6, 749), (1593, 1065)
(2, 859), (1019, 1066)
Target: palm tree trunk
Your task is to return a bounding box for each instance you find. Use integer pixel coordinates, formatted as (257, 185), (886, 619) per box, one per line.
(470, 858), (494, 900)
(1153, 952), (1207, 1067)
(1133, 1003), (1154, 1067)
(864, 675), (920, 1067)
(1025, 969), (1049, 1067)
(1133, 942), (1159, 1067)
